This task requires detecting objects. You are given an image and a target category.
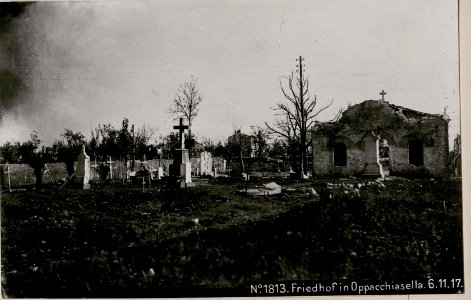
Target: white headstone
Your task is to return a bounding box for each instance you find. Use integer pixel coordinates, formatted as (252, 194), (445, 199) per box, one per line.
(75, 145), (91, 189)
(363, 131), (384, 178)
(155, 167), (163, 179)
(183, 163), (191, 183)
(200, 151), (213, 176)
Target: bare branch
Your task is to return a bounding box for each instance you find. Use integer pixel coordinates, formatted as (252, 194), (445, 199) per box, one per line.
(168, 76), (203, 134)
(312, 98), (334, 118)
(329, 108), (344, 122)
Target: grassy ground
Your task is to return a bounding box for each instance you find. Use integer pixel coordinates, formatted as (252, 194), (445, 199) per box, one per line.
(1, 177), (463, 297)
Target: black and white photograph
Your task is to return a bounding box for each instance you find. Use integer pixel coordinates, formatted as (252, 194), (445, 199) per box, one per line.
(0, 0), (466, 298)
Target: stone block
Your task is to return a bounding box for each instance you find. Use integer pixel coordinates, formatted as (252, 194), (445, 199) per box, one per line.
(169, 162), (192, 183)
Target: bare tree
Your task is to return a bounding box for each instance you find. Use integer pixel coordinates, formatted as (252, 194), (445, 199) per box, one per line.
(168, 76), (203, 139)
(136, 123), (158, 145)
(250, 125), (270, 158)
(265, 56), (334, 178)
(135, 123), (158, 160)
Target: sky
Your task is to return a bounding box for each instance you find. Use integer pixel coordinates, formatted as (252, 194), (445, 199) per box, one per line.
(0, 0), (460, 147)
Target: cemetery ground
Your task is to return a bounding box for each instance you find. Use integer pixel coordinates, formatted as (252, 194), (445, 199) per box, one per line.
(1, 176), (463, 297)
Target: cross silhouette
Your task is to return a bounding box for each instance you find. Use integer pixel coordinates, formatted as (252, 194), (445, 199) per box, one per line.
(107, 156), (114, 179)
(380, 90), (387, 101)
(173, 118), (189, 149)
(4, 163), (12, 192)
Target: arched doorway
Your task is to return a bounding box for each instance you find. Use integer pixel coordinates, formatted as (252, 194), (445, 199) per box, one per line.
(333, 142), (347, 166)
(409, 139), (424, 166)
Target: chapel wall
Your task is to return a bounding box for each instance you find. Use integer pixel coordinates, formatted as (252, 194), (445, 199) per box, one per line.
(311, 100), (449, 178)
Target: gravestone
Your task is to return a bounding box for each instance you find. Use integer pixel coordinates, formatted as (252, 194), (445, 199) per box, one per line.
(155, 148), (164, 179)
(74, 145), (91, 189)
(135, 164), (152, 188)
(200, 151), (213, 176)
(152, 167), (163, 180)
(91, 158), (99, 180)
(169, 118), (192, 184)
(363, 131), (384, 178)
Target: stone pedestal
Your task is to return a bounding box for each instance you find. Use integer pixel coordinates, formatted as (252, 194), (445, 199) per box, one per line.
(169, 149), (192, 183)
(363, 132), (384, 178)
(154, 167), (164, 179)
(74, 145), (91, 189)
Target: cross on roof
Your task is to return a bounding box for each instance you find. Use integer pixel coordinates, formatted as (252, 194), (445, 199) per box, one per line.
(380, 90), (387, 101)
(173, 117), (189, 149)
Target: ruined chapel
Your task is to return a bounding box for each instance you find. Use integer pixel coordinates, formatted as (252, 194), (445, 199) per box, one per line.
(311, 97), (449, 178)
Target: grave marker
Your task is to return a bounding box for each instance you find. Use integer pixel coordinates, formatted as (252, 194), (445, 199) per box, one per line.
(107, 156), (114, 180)
(1, 163), (12, 192)
(200, 151), (213, 176)
(169, 118), (192, 185)
(74, 145), (91, 189)
(363, 131), (384, 178)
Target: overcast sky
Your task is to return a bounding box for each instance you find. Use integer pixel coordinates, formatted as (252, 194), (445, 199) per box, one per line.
(0, 0), (460, 146)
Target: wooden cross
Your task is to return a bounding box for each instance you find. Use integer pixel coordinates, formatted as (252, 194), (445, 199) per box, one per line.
(173, 117), (189, 149)
(43, 164), (54, 184)
(90, 156), (99, 180)
(107, 156), (114, 179)
(380, 90), (387, 101)
(4, 163), (12, 192)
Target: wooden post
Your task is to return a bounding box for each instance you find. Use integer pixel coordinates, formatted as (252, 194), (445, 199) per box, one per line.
(5, 164), (12, 192)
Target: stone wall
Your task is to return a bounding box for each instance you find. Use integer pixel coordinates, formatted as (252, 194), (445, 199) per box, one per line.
(312, 100), (449, 178)
(1, 156), (228, 189)
(0, 163), (68, 187)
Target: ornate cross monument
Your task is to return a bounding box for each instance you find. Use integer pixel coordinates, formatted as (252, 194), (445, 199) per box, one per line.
(174, 117), (189, 149)
(169, 118), (192, 185)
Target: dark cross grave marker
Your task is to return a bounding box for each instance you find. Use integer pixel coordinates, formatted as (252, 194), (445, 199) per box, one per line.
(380, 90), (387, 101)
(173, 118), (189, 149)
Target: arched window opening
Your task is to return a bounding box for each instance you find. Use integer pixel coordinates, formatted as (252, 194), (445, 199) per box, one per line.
(409, 139), (424, 166)
(333, 142), (347, 166)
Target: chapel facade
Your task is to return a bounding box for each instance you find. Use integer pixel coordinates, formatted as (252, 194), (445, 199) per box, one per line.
(311, 98), (449, 178)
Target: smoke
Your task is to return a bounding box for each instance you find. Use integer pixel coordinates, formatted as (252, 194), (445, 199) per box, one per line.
(0, 2), (96, 144)
(0, 2), (32, 122)
(0, 2), (29, 31)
